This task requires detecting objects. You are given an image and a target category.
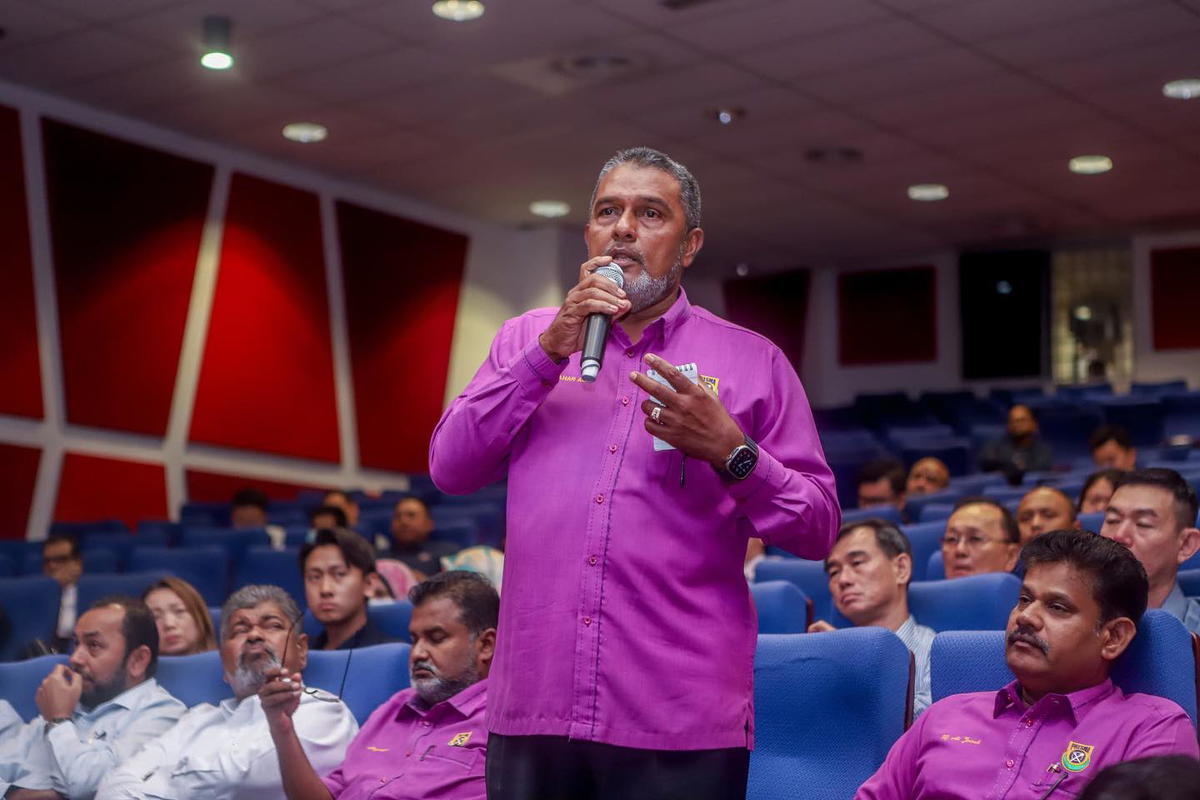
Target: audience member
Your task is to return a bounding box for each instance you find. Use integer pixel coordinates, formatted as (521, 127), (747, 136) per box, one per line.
(1079, 469), (1123, 515)
(142, 577), (216, 656)
(97, 585), (357, 800)
(442, 546), (506, 594)
(1076, 755), (1200, 800)
(857, 529), (1199, 799)
(1089, 425), (1138, 471)
(1100, 468), (1200, 633)
(1016, 486), (1078, 544)
(384, 497), (459, 576)
(905, 457), (950, 496)
(300, 529), (399, 650)
(978, 404), (1054, 476)
(321, 491), (360, 529)
(942, 498), (1020, 579)
(857, 458), (907, 513)
(231, 487), (287, 549)
(262, 571), (498, 800)
(808, 520), (934, 717)
(308, 505), (348, 533)
(0, 597), (186, 799)
(43, 533), (83, 653)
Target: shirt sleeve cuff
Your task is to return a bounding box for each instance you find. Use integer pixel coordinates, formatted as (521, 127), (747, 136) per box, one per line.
(46, 718), (79, 754)
(725, 445), (786, 504)
(510, 336), (569, 392)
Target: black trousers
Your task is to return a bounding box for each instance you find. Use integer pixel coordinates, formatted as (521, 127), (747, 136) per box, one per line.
(485, 733), (750, 800)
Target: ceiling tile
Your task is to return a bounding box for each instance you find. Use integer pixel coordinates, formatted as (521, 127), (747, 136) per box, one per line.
(0, 1), (90, 46)
(667, 0), (889, 54)
(0, 26), (175, 89)
(910, 0), (1149, 42)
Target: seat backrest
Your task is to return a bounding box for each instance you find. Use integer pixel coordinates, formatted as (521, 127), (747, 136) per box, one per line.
(368, 601), (414, 639)
(305, 642), (411, 724)
(0, 654), (68, 718)
(755, 559), (831, 622)
(842, 506), (903, 527)
(232, 547), (305, 611)
(926, 550), (945, 580)
(156, 650), (229, 708)
(180, 527), (271, 563)
(126, 547), (230, 607)
(1179, 569), (1200, 598)
(908, 573), (1020, 632)
(0, 554), (13, 578)
(76, 571), (169, 613)
(900, 521), (946, 582)
(750, 581), (810, 634)
(749, 630), (911, 800)
(0, 576), (62, 661)
(930, 610), (1197, 726)
(904, 490), (963, 527)
(1077, 511), (1104, 534)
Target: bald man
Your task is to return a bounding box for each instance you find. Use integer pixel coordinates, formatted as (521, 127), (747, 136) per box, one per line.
(906, 458), (950, 496)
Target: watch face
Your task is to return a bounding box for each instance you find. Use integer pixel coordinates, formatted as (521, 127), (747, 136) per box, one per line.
(729, 446), (757, 479)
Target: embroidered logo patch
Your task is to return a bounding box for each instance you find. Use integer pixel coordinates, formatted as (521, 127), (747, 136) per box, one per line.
(1061, 741), (1094, 772)
(699, 374), (719, 396)
(448, 732), (472, 747)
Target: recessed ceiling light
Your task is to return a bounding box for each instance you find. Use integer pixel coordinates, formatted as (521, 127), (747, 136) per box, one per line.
(735, 263), (750, 277)
(707, 107), (746, 126)
(907, 183), (949, 201)
(1162, 78), (1200, 99)
(530, 200), (570, 218)
(282, 122), (328, 143)
(1068, 155), (1112, 175)
(432, 0), (485, 21)
(201, 16), (234, 71)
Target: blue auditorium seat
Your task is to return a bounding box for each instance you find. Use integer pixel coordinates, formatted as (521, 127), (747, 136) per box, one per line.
(0, 554), (13, 578)
(430, 524), (478, 550)
(21, 549), (118, 576)
(842, 506), (903, 526)
(1076, 511), (1104, 534)
(136, 520), (181, 546)
(0, 654), (68, 718)
(181, 527), (271, 563)
(127, 546), (229, 607)
(927, 551), (945, 580)
(1057, 383), (1113, 401)
(80, 533), (137, 569)
(755, 559), (832, 622)
(306, 642), (412, 724)
(899, 521), (946, 582)
(908, 573), (1020, 631)
(1179, 569), (1200, 598)
(930, 610), (1197, 726)
(1132, 379), (1188, 397)
(886, 424), (956, 444)
(76, 572), (168, 612)
(1181, 550), (1200, 572)
(301, 601), (415, 643)
(750, 581), (811, 633)
(898, 439), (971, 477)
(905, 490), (962, 526)
(50, 519), (128, 536)
(1099, 397), (1165, 448)
(1030, 403), (1104, 463)
(179, 501), (229, 527)
(981, 485), (1028, 504)
(948, 473), (1006, 494)
(233, 547), (305, 610)
(919, 502), (955, 522)
(748, 630), (912, 800)
(156, 650), (228, 708)
(0, 576), (64, 661)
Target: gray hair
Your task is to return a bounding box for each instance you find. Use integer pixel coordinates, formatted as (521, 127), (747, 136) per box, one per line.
(219, 584), (302, 640)
(589, 147), (702, 231)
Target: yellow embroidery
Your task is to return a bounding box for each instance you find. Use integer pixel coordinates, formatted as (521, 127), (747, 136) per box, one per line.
(448, 732), (472, 747)
(699, 375), (719, 396)
(366, 746), (389, 752)
(1062, 741), (1094, 772)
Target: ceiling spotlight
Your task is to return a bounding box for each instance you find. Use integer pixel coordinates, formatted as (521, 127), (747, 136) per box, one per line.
(907, 183), (949, 201)
(282, 122), (328, 143)
(200, 15), (234, 70)
(1162, 78), (1200, 100)
(1074, 305), (1093, 321)
(735, 263), (750, 277)
(1069, 155), (1112, 175)
(707, 107), (746, 126)
(432, 0), (485, 21)
(530, 200), (570, 218)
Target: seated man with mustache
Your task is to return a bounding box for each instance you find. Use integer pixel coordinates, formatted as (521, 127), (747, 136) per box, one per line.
(260, 570), (497, 800)
(857, 529), (1198, 800)
(96, 585), (357, 800)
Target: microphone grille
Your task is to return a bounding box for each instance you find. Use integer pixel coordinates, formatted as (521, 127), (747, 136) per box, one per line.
(594, 264), (625, 289)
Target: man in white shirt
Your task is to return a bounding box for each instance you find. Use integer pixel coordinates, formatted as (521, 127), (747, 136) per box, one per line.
(96, 584), (357, 800)
(42, 534), (83, 652)
(0, 596), (187, 800)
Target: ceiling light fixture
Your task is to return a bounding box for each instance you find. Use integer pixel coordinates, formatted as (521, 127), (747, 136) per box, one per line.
(200, 15), (234, 70)
(907, 183), (949, 201)
(432, 0), (485, 21)
(1162, 78), (1200, 99)
(1068, 155), (1112, 175)
(530, 200), (570, 218)
(282, 122), (328, 143)
(707, 107), (746, 126)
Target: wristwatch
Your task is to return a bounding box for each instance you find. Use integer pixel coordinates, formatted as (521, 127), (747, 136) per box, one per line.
(717, 435), (759, 481)
(44, 717), (71, 735)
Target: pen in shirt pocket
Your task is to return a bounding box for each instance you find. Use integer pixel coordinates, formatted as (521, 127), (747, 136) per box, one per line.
(1037, 762), (1068, 799)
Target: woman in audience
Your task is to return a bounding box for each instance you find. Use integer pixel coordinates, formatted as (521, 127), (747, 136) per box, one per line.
(143, 577), (216, 655)
(1079, 468), (1124, 514)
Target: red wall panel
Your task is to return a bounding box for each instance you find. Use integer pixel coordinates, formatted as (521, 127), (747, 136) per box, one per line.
(186, 468), (323, 503)
(336, 201), (467, 473)
(0, 443), (41, 539)
(0, 104), (43, 420)
(42, 119), (213, 436)
(723, 269), (810, 371)
(190, 173), (340, 462)
(54, 452), (167, 529)
(1150, 247), (1200, 350)
(839, 266), (937, 365)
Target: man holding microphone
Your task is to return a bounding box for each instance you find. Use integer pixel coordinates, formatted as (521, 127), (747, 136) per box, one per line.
(430, 146), (838, 799)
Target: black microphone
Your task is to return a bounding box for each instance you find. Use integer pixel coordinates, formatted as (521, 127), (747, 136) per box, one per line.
(580, 264), (626, 382)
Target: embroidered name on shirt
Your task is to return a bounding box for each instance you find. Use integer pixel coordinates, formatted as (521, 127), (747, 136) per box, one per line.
(448, 732), (472, 747)
(559, 375), (584, 383)
(1061, 741), (1094, 772)
(699, 374), (719, 396)
(366, 746), (389, 752)
(939, 734), (982, 745)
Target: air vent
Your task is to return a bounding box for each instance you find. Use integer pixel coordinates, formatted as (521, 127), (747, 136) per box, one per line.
(491, 52), (650, 96)
(661, 0), (725, 10)
(804, 146), (864, 165)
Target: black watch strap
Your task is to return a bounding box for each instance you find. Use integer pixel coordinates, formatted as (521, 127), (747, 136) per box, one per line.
(717, 435), (759, 481)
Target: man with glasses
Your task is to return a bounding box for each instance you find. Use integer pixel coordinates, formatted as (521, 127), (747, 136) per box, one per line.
(942, 497), (1020, 579)
(42, 534), (83, 652)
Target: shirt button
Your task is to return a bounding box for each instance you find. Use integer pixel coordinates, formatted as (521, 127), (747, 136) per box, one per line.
(608, 444), (617, 453)
(1024, 718), (1033, 727)
(588, 556), (598, 566)
(583, 616), (592, 625)
(1005, 759), (1014, 769)
(621, 396), (630, 406)
(422, 721), (431, 727)
(595, 494), (604, 504)
(625, 349), (635, 358)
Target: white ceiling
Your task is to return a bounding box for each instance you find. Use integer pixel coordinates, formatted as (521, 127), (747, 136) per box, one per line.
(3, 0), (1199, 275)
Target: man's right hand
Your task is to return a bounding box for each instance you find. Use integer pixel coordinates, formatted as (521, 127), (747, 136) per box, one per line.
(259, 666), (302, 737)
(807, 620), (836, 633)
(538, 256), (631, 363)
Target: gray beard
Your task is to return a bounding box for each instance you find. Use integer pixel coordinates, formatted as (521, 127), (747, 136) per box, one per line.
(410, 660), (481, 707)
(623, 255), (684, 314)
(227, 647), (280, 698)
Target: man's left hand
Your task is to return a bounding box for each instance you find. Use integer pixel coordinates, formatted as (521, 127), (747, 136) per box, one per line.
(35, 665), (81, 721)
(631, 354), (744, 468)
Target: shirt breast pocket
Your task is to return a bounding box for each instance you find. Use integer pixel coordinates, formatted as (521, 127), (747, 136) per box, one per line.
(1030, 771), (1082, 798)
(421, 744), (480, 771)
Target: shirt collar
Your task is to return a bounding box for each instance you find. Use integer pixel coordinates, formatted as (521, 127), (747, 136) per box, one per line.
(632, 286), (692, 346)
(76, 677), (160, 719)
(1161, 582), (1189, 619)
(403, 677), (488, 720)
(895, 616), (917, 639)
(993, 678), (1116, 723)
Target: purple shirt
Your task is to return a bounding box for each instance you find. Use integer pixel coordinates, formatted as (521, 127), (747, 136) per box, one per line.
(321, 680), (487, 800)
(856, 679), (1199, 799)
(430, 289), (839, 750)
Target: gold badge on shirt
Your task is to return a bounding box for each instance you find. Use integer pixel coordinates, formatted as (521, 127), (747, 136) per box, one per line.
(699, 375), (719, 396)
(448, 732), (472, 747)
(1061, 741), (1094, 772)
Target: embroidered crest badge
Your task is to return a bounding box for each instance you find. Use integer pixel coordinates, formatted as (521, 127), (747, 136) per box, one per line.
(448, 732), (472, 747)
(1061, 741), (1094, 772)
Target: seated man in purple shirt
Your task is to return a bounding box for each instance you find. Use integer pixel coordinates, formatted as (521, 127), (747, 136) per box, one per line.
(857, 529), (1198, 800)
(260, 570), (497, 800)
